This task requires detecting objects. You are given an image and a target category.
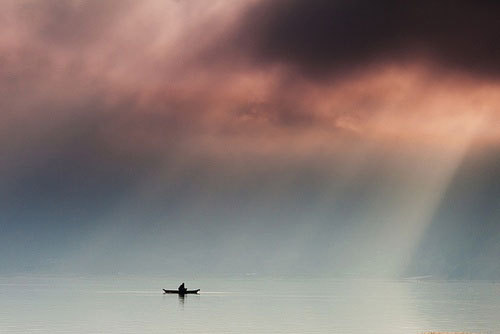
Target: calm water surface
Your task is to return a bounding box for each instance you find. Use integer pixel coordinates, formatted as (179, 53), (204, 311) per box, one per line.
(1, 276), (499, 333)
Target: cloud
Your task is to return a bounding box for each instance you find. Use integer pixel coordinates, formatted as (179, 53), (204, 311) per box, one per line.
(18, 0), (135, 46)
(237, 0), (500, 79)
(2, 0), (499, 148)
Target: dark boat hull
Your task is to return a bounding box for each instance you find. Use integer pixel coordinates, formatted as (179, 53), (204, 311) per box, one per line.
(163, 289), (200, 294)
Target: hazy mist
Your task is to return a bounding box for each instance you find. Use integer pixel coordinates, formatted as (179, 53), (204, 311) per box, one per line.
(1, 0), (499, 280)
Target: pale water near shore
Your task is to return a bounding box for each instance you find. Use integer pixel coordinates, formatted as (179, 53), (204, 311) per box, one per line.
(1, 276), (499, 333)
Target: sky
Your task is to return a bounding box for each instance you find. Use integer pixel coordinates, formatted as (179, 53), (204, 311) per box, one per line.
(1, 0), (499, 278)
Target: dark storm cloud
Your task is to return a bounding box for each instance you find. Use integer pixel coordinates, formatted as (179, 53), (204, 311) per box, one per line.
(239, 0), (500, 78)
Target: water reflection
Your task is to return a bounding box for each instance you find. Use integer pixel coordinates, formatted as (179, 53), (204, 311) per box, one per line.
(175, 292), (201, 308)
(1, 276), (499, 333)
(409, 281), (500, 333)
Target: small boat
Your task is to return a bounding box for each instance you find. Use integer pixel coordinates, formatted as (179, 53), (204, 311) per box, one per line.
(163, 289), (200, 295)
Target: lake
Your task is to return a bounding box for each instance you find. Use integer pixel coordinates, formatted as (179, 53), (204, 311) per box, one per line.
(1, 275), (499, 333)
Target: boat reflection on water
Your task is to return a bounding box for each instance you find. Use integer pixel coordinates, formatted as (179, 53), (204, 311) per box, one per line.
(175, 291), (201, 308)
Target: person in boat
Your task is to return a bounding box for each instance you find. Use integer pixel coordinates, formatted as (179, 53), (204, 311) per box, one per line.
(178, 282), (187, 294)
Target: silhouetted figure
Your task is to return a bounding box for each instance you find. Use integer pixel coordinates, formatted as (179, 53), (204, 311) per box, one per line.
(178, 282), (187, 294)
